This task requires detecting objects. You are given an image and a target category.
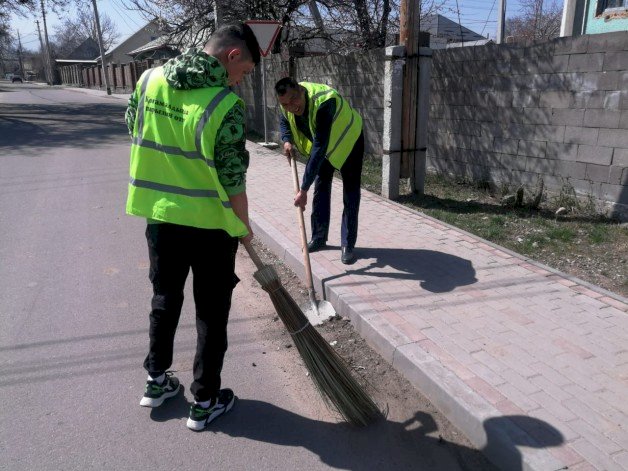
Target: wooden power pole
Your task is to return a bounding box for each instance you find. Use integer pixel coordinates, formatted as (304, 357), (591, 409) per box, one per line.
(16, 31), (25, 78)
(497, 0), (506, 43)
(39, 0), (54, 84)
(399, 0), (420, 192)
(91, 0), (111, 95)
(36, 20), (52, 84)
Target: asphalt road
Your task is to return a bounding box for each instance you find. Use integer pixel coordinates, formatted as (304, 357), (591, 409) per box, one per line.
(0, 82), (488, 470)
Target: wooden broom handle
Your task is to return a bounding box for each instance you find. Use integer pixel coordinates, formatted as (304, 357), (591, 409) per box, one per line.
(243, 240), (264, 271)
(291, 155), (315, 292)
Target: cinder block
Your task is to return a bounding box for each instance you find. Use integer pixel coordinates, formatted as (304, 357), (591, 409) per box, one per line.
(603, 51), (628, 71)
(598, 128), (628, 148)
(585, 164), (610, 183)
(568, 53), (604, 73)
(526, 156), (553, 173)
(587, 31), (628, 53)
(494, 138), (519, 155)
(604, 91), (622, 111)
(523, 107), (552, 125)
(512, 91), (539, 108)
(500, 154), (527, 172)
(619, 110), (628, 129)
(539, 91), (574, 109)
(577, 145), (614, 165)
(619, 90), (628, 110)
(555, 161), (587, 180)
(565, 127), (599, 146)
(609, 166), (627, 185)
(534, 125), (566, 143)
(613, 148), (628, 167)
(550, 55), (570, 73)
(496, 107), (527, 124)
(518, 140), (547, 158)
(601, 183), (626, 202)
(555, 36), (589, 55)
(584, 71), (620, 91)
(547, 142), (579, 161)
(551, 109), (584, 126)
(583, 109), (621, 128)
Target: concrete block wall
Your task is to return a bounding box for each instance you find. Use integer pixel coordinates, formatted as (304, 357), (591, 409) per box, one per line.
(238, 49), (385, 158)
(428, 31), (628, 218)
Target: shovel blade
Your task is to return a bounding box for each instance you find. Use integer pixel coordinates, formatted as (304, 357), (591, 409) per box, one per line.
(302, 300), (336, 326)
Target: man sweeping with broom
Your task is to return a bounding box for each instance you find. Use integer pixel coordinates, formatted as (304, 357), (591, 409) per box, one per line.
(275, 77), (365, 265)
(125, 23), (260, 431)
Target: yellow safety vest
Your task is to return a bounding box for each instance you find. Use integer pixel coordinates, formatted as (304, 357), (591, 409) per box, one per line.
(126, 67), (248, 237)
(282, 82), (362, 170)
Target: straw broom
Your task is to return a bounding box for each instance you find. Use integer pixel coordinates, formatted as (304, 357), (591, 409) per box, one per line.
(244, 241), (382, 427)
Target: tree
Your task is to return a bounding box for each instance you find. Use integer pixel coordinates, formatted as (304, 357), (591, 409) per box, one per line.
(52, 3), (119, 58)
(506, 0), (563, 41)
(0, 15), (15, 73)
(1, 0), (69, 17)
(121, 0), (449, 53)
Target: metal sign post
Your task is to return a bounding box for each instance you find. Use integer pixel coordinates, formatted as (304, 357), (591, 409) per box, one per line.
(246, 20), (282, 149)
(261, 56), (270, 145)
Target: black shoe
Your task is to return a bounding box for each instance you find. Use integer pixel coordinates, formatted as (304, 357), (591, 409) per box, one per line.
(341, 246), (356, 265)
(307, 239), (327, 252)
(139, 372), (180, 407)
(186, 389), (236, 431)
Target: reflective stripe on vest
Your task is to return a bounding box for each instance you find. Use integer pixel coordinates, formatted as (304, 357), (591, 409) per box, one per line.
(283, 82), (362, 170)
(126, 67), (246, 234)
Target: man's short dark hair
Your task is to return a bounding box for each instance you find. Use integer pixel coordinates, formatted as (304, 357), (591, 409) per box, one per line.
(207, 23), (261, 64)
(275, 77), (299, 96)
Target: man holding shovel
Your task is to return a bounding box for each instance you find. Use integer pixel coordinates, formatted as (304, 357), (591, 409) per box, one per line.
(275, 77), (364, 265)
(125, 23), (259, 431)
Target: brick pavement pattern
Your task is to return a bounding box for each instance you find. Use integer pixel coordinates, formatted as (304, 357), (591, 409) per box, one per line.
(245, 142), (628, 471)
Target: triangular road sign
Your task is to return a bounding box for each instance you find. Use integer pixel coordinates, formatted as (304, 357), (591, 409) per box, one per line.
(246, 20), (282, 57)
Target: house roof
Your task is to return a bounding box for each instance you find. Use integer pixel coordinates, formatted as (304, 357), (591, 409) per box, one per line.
(66, 37), (100, 60)
(96, 19), (164, 61)
(421, 14), (487, 43)
(55, 59), (97, 64)
(127, 35), (177, 56)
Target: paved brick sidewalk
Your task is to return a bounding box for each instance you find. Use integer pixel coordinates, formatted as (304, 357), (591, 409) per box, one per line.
(246, 142), (628, 471)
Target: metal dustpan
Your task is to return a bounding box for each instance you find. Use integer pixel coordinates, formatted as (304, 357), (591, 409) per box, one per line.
(290, 154), (336, 325)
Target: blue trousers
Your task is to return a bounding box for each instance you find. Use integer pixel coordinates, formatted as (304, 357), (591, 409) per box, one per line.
(311, 132), (364, 249)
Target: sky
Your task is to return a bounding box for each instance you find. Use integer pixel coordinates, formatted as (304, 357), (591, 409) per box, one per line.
(10, 1), (149, 52)
(10, 0), (529, 52)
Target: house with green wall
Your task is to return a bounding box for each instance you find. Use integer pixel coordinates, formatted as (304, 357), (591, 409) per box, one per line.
(561, 0), (628, 35)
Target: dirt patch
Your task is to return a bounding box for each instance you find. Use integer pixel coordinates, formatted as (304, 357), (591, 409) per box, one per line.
(251, 239), (495, 469)
(393, 175), (628, 298)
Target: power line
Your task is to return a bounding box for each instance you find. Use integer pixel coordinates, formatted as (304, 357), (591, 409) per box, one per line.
(453, 0), (464, 43)
(481, 0), (498, 35)
(111, 0), (142, 29)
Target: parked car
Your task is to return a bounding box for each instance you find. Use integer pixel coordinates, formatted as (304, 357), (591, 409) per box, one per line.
(11, 75), (23, 83)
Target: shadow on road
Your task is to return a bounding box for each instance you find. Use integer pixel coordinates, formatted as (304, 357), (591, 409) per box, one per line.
(212, 399), (563, 470)
(322, 247), (477, 293)
(0, 103), (128, 153)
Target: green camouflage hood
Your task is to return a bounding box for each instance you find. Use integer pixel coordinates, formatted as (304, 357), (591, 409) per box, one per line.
(162, 48), (228, 90)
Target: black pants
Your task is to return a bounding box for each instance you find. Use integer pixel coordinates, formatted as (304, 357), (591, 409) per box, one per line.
(143, 223), (239, 402)
(311, 132), (364, 249)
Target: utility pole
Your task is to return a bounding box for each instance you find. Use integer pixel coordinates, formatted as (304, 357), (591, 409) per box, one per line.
(308, 1), (331, 53)
(91, 0), (111, 95)
(399, 0), (420, 192)
(36, 19), (52, 84)
(497, 0), (506, 43)
(534, 0), (543, 40)
(16, 30), (25, 78)
(39, 0), (54, 84)
(214, 1), (222, 30)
